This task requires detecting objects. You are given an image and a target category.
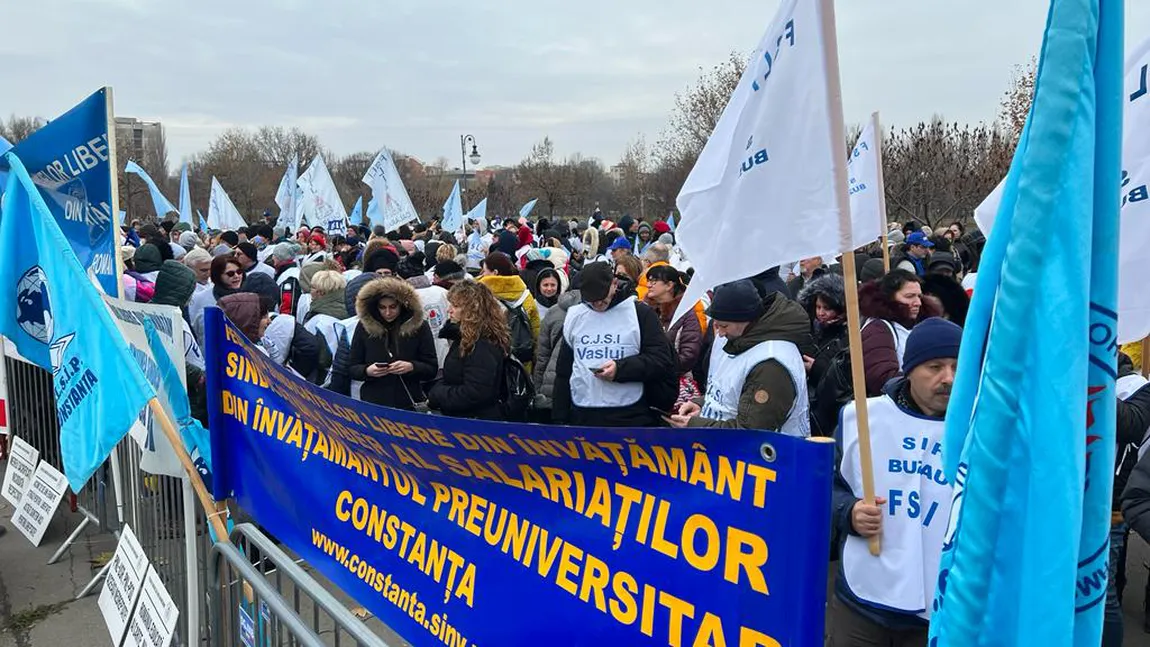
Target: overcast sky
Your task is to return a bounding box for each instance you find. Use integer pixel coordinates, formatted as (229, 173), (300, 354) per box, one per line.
(4, 1), (1148, 170)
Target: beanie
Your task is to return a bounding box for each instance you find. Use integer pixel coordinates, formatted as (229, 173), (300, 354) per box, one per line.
(434, 260), (465, 279)
(902, 317), (962, 375)
(706, 280), (764, 323)
(237, 242), (259, 263)
(579, 262), (615, 303)
(860, 258), (886, 283)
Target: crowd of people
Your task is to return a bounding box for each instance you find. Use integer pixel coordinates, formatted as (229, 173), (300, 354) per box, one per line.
(117, 210), (1150, 645)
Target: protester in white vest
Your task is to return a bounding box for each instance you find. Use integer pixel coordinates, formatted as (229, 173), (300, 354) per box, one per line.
(667, 279), (812, 437)
(552, 262), (676, 427)
(828, 317), (960, 646)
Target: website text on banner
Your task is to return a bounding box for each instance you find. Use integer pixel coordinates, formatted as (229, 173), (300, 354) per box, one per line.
(0, 89), (119, 295)
(203, 308), (834, 647)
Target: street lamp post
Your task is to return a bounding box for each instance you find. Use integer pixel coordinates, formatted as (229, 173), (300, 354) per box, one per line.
(460, 134), (481, 212)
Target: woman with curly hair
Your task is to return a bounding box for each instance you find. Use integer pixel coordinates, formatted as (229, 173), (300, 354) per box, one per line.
(427, 281), (510, 420)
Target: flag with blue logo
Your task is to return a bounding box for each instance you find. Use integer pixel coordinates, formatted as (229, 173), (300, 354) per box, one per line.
(442, 180), (463, 233)
(930, 1), (1122, 645)
(143, 318), (211, 483)
(0, 89), (119, 295)
(519, 198), (537, 220)
(349, 196), (362, 226)
(0, 153), (155, 492)
(124, 160), (178, 219)
(178, 163), (192, 226)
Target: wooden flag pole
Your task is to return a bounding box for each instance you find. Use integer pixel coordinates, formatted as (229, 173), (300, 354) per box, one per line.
(147, 398), (231, 543)
(1142, 335), (1150, 379)
(820, 0), (881, 555)
(874, 112), (891, 273)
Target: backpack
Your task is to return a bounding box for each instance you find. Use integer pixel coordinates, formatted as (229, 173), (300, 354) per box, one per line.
(499, 355), (535, 422)
(502, 294), (536, 364)
(287, 322), (332, 385)
(279, 276), (301, 317)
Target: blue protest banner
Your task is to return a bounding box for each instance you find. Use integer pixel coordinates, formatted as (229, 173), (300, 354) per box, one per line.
(0, 89), (120, 295)
(204, 307), (834, 646)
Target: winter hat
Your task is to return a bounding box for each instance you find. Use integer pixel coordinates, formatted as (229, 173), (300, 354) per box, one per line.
(706, 280), (764, 322)
(241, 271), (280, 312)
(133, 243), (163, 274)
(178, 231), (200, 251)
(434, 260), (465, 279)
(310, 233), (327, 248)
(902, 317), (962, 375)
(237, 242), (259, 263)
(860, 258), (886, 283)
(173, 222), (192, 234)
(657, 233), (674, 245)
(927, 252), (960, 274)
(579, 262), (615, 303)
(654, 220), (671, 235)
(364, 248), (400, 275)
(888, 230), (906, 245)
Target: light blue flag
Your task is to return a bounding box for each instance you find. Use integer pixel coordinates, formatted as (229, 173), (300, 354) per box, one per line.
(142, 318), (212, 483)
(178, 163), (192, 225)
(0, 135), (10, 156)
(366, 196), (382, 229)
(465, 197), (488, 228)
(442, 180), (463, 233)
(124, 160), (178, 219)
(667, 211), (676, 232)
(0, 153), (155, 491)
(519, 198), (538, 220)
(118, 210), (127, 226)
(196, 209), (205, 232)
(930, 2), (1122, 645)
(349, 196), (363, 226)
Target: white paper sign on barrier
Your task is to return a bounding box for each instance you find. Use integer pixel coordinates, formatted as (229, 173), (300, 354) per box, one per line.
(122, 565), (178, 647)
(2, 436), (39, 506)
(12, 461), (67, 546)
(98, 526), (149, 645)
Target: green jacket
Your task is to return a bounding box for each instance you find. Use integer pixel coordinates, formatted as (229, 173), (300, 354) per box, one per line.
(689, 294), (813, 430)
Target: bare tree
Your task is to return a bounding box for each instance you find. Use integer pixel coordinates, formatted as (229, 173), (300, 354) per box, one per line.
(0, 115), (46, 144)
(254, 126), (325, 167)
(883, 118), (1014, 230)
(516, 137), (571, 218)
(658, 51), (746, 168)
(617, 136), (651, 218)
(999, 59), (1037, 141)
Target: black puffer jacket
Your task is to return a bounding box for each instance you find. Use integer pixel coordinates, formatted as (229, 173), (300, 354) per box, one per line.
(348, 278), (438, 410)
(326, 274), (375, 397)
(427, 322), (505, 421)
(1116, 354), (1150, 514)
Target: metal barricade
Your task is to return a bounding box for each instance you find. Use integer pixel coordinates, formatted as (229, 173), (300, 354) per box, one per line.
(3, 355), (115, 562)
(209, 538), (327, 647)
(220, 523), (392, 647)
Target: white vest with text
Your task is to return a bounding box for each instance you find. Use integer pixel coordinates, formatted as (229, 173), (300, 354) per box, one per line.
(562, 298), (643, 408)
(863, 318), (911, 367)
(839, 394), (951, 619)
(701, 339), (810, 437)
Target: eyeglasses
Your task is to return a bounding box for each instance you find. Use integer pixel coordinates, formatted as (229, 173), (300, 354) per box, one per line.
(615, 274), (630, 281)
(224, 270), (243, 278)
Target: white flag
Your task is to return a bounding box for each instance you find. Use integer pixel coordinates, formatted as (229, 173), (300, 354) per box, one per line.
(362, 149), (420, 232)
(675, 0), (841, 318)
(975, 35), (1150, 344)
(207, 177), (246, 231)
(297, 155), (348, 235)
(847, 113), (885, 249)
(275, 156), (300, 232)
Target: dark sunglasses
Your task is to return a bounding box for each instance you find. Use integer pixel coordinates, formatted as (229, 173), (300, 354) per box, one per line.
(615, 274), (630, 281)
(224, 269), (243, 278)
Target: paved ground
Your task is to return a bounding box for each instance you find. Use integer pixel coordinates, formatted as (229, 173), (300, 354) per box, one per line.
(1, 493), (1150, 645)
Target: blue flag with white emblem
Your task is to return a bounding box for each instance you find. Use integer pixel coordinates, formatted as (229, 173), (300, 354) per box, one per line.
(349, 195), (363, 227)
(519, 198), (537, 220)
(930, 1), (1122, 645)
(0, 152), (155, 492)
